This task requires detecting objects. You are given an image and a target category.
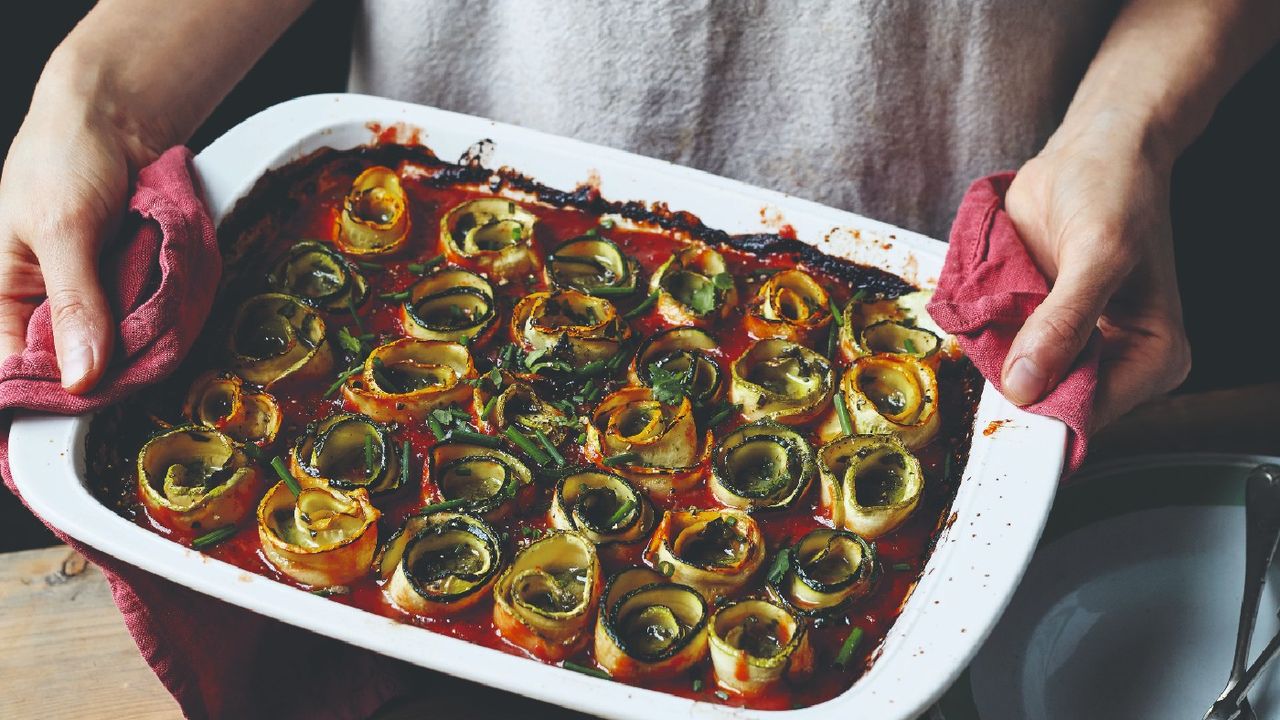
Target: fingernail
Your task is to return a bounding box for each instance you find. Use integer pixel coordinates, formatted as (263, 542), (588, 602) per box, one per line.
(58, 339), (94, 391)
(1003, 356), (1048, 405)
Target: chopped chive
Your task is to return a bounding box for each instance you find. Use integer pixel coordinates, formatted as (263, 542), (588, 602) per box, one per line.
(834, 390), (854, 436)
(707, 403), (740, 428)
(563, 661), (610, 680)
(379, 290), (411, 302)
(357, 261), (382, 272)
(359, 333), (378, 341)
(346, 296), (365, 335)
(427, 415), (448, 440)
(834, 626), (865, 668)
(622, 290), (658, 319)
(323, 365), (361, 398)
(481, 394), (499, 418)
(422, 253), (445, 270)
(580, 378), (597, 402)
(364, 435), (375, 476)
(606, 498), (637, 528)
(192, 525), (237, 550)
(451, 429), (501, 448)
(658, 560), (675, 577)
(599, 218), (615, 229)
(399, 440), (411, 488)
(504, 427), (551, 465)
(576, 432), (587, 445)
(850, 288), (868, 304)
(723, 515), (737, 526)
(692, 678), (704, 692)
(406, 262), (426, 274)
(830, 297), (845, 325)
(414, 498), (471, 516)
(534, 429), (565, 466)
(826, 321), (839, 359)
(603, 451), (640, 467)
(270, 456), (301, 496)
(903, 338), (918, 354)
(576, 360), (607, 377)
(892, 562), (912, 571)
(585, 285), (634, 298)
(714, 690), (730, 702)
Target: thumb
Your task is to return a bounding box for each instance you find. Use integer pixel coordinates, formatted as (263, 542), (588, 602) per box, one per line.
(1000, 262), (1120, 406)
(35, 233), (114, 394)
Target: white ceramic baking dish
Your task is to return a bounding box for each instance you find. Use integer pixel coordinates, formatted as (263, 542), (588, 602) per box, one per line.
(7, 94), (1066, 719)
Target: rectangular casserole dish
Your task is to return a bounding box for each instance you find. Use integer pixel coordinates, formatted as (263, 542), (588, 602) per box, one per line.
(7, 93), (1066, 719)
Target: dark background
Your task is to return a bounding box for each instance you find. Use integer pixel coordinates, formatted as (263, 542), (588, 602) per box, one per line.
(2, 5), (1277, 550)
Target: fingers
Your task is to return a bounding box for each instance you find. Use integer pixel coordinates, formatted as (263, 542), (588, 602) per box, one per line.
(1090, 320), (1191, 431)
(0, 242), (45, 361)
(32, 225), (114, 394)
(1000, 251), (1131, 406)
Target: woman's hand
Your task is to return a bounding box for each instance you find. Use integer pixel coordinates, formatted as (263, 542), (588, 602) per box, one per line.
(1002, 112), (1191, 430)
(0, 67), (165, 392)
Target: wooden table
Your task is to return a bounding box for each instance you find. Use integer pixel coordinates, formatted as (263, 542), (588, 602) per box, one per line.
(3, 383), (1277, 719)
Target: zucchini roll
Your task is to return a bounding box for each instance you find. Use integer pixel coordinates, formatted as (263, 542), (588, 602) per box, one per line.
(730, 339), (833, 425)
(338, 166), (410, 256)
(594, 567), (710, 680)
(473, 376), (573, 446)
(379, 511), (505, 616)
(710, 420), (815, 511)
(229, 293), (334, 388)
(509, 289), (632, 365)
(818, 434), (923, 538)
(550, 469), (655, 549)
(645, 509), (766, 601)
(767, 528), (876, 617)
(545, 234), (642, 298)
(136, 426), (263, 534)
(585, 387), (710, 496)
(650, 245), (738, 325)
(268, 240), (368, 312)
(400, 267), (498, 345)
(181, 371), (282, 446)
(632, 327), (724, 406)
(342, 338), (475, 423)
(744, 269), (832, 345)
(257, 482), (379, 587)
(708, 599), (814, 697)
(493, 531), (602, 661)
(837, 355), (940, 448)
(839, 290), (942, 362)
(440, 198), (541, 279)
(290, 413), (404, 495)
(428, 442), (533, 522)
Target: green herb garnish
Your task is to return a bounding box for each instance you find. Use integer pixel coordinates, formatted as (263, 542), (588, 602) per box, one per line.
(414, 498), (471, 516)
(192, 525), (237, 550)
(270, 456), (301, 496)
(622, 290), (658, 320)
(603, 451), (640, 467)
(648, 362), (692, 405)
(834, 390), (854, 436)
(336, 326), (363, 354)
(504, 426), (551, 465)
(450, 429), (502, 448)
(534, 429), (565, 467)
(606, 498), (637, 528)
(830, 297), (845, 325)
(834, 626), (864, 669)
(378, 290), (411, 302)
(563, 661), (610, 680)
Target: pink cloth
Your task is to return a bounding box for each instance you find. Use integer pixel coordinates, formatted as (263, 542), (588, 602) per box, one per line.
(0, 147), (409, 719)
(927, 172), (1096, 474)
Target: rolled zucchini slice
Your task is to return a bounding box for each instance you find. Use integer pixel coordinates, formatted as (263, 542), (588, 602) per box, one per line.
(767, 528), (877, 617)
(708, 599), (814, 697)
(859, 319), (941, 361)
(290, 413), (403, 495)
(650, 245), (738, 325)
(838, 355), (940, 448)
(136, 426), (263, 534)
(428, 442), (532, 521)
(228, 293), (334, 388)
(730, 339), (833, 425)
(439, 198), (541, 279)
(645, 509), (766, 601)
(342, 338), (475, 423)
(818, 434), (923, 538)
(632, 327), (724, 406)
(594, 567), (710, 680)
(380, 511), (505, 616)
(268, 240), (368, 312)
(509, 289), (631, 365)
(493, 531), (602, 661)
(257, 482), (379, 587)
(181, 371), (282, 446)
(545, 234), (642, 297)
(473, 376), (572, 446)
(338, 166), (410, 256)
(839, 289), (943, 362)
(709, 420), (815, 511)
(744, 269), (832, 345)
(400, 267), (498, 345)
(585, 387), (710, 497)
(550, 469), (655, 547)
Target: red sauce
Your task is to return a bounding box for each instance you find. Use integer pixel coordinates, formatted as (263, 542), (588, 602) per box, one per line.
(87, 146), (979, 711)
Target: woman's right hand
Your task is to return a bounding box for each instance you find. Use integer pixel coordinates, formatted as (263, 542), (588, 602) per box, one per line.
(0, 58), (168, 393)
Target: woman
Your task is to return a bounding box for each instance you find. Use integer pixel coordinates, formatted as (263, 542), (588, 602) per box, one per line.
(1, 0), (1276, 430)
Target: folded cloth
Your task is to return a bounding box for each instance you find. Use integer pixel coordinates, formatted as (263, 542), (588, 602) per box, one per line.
(926, 172), (1097, 474)
(0, 147), (410, 719)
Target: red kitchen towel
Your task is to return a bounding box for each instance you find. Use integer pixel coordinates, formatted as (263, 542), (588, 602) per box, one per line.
(926, 172), (1096, 474)
(0, 147), (409, 719)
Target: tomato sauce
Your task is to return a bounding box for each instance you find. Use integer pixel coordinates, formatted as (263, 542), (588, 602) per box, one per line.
(86, 144), (980, 711)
